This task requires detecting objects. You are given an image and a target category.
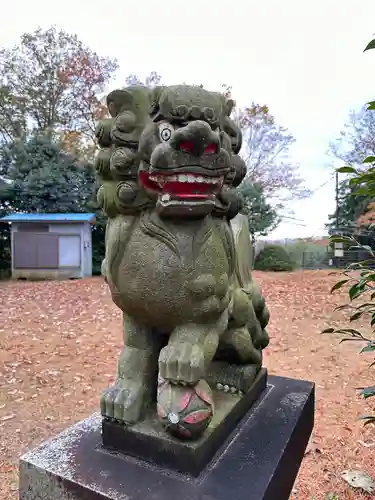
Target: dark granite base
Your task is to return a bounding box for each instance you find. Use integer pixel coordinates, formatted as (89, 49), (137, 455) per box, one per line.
(19, 375), (314, 500)
(102, 368), (267, 476)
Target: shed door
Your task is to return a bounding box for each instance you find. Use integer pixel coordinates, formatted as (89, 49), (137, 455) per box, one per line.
(36, 234), (59, 268)
(13, 232), (58, 269)
(58, 235), (81, 267)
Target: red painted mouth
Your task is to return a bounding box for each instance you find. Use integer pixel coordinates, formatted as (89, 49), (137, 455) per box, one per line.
(139, 171), (223, 199)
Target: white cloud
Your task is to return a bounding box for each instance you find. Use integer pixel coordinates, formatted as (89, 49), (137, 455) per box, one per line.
(1, 0), (374, 238)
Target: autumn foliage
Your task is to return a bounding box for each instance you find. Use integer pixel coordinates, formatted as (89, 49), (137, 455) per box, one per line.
(0, 27), (118, 155)
(357, 201), (375, 228)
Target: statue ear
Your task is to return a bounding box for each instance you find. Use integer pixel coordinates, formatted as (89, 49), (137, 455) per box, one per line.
(149, 86), (165, 117)
(106, 89), (133, 117)
(225, 98), (235, 116)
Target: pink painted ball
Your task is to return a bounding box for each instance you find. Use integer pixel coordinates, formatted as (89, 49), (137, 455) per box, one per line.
(157, 377), (214, 440)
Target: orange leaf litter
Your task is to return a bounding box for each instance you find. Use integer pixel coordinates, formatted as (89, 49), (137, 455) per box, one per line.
(0, 270), (374, 499)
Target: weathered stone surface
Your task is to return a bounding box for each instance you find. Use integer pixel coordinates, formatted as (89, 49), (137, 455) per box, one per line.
(19, 375), (314, 500)
(95, 84), (270, 441)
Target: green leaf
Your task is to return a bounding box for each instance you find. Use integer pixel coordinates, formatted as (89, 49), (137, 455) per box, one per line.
(334, 304), (351, 311)
(349, 282), (366, 301)
(350, 310), (364, 321)
(363, 156), (375, 164)
(349, 177), (362, 185)
(336, 166), (358, 174)
(361, 247), (375, 257)
(359, 415), (375, 426)
(364, 38), (375, 51)
(349, 245), (374, 256)
(322, 328), (335, 334)
(331, 279), (349, 293)
(357, 302), (375, 309)
(349, 245), (367, 251)
(354, 259), (375, 268)
(329, 235), (354, 244)
(359, 385), (375, 399)
(360, 342), (375, 353)
(358, 187), (371, 196)
(339, 337), (367, 343)
(335, 328), (367, 339)
(337, 328), (363, 335)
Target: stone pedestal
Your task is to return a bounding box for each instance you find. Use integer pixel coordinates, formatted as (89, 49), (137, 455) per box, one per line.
(102, 368), (267, 477)
(19, 375), (314, 500)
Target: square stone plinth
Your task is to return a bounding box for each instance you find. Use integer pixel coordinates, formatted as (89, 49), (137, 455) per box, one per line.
(19, 375), (314, 500)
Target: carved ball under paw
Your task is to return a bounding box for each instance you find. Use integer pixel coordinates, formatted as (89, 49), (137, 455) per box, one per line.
(157, 377), (214, 440)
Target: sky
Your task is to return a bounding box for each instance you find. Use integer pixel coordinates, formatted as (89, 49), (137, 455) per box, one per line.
(0, 0), (374, 239)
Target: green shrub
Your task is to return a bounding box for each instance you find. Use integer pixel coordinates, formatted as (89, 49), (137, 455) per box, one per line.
(285, 241), (327, 268)
(254, 244), (296, 272)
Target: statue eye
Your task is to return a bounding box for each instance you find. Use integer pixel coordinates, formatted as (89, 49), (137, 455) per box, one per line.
(158, 122), (174, 142)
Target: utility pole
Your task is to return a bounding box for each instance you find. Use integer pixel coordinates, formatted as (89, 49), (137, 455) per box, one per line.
(335, 171), (339, 230)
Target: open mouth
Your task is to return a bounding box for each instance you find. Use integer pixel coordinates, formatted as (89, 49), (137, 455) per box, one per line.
(139, 171), (223, 199)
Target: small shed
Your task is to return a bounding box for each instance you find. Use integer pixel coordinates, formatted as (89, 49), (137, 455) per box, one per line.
(0, 213), (95, 280)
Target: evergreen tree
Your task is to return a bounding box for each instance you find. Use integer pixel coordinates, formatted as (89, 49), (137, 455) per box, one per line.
(236, 181), (280, 237)
(0, 134), (96, 213)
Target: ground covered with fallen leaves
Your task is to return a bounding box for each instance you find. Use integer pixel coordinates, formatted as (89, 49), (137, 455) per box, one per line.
(0, 270), (374, 499)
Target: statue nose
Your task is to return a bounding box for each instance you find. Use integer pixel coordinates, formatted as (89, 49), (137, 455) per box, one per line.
(170, 120), (220, 157)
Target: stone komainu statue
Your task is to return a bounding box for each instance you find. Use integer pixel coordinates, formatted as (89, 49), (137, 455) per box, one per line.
(95, 84), (270, 440)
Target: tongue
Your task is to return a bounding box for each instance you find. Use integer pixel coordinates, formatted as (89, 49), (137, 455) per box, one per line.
(163, 180), (212, 195)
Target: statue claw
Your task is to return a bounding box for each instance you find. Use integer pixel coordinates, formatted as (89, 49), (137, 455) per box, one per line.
(100, 381), (146, 424)
(159, 343), (205, 385)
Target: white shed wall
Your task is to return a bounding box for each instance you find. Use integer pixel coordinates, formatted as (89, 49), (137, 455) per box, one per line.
(11, 221), (93, 279)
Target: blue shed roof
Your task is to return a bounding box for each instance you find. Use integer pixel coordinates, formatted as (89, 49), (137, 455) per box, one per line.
(0, 213), (96, 223)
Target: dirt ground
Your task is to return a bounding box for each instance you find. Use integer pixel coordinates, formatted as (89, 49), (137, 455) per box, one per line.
(0, 270), (374, 499)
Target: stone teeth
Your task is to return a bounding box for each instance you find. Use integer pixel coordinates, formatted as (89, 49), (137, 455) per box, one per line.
(150, 174), (221, 184)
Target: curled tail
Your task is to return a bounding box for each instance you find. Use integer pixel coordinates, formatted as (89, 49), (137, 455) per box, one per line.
(230, 214), (269, 340)
(230, 213), (253, 291)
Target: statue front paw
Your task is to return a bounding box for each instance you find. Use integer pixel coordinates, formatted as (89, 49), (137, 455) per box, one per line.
(219, 326), (262, 365)
(100, 380), (146, 424)
(159, 344), (205, 385)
